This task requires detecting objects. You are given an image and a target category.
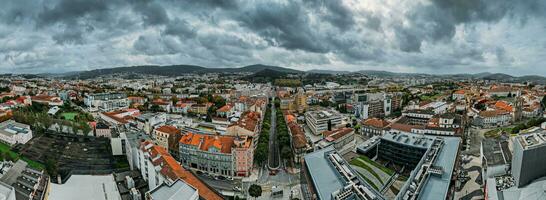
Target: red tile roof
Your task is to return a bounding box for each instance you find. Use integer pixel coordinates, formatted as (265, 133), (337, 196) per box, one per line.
(288, 122), (307, 149)
(156, 125), (181, 135)
(495, 101), (513, 112)
(362, 118), (390, 129)
(479, 110), (509, 118)
(390, 123), (420, 132)
(216, 104), (233, 112)
(454, 90), (465, 95)
(228, 111), (260, 133)
(179, 132), (241, 153)
(323, 128), (354, 142)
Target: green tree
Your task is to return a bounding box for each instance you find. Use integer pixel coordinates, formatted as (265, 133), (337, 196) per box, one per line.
(254, 143), (268, 166)
(45, 159), (58, 177)
(542, 95), (546, 110)
(150, 104), (162, 112)
(281, 146), (292, 160)
(80, 122), (92, 136)
(248, 184), (262, 199)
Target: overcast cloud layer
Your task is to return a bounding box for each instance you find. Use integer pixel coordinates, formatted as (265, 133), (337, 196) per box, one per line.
(1, 0), (546, 75)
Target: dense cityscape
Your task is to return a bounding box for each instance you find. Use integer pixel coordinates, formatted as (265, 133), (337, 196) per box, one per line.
(0, 67), (545, 200)
(2, 0), (546, 200)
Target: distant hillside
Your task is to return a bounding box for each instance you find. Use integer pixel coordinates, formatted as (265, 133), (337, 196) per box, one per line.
(307, 69), (351, 74)
(356, 70), (429, 77)
(482, 73), (515, 80)
(237, 64), (302, 73)
(242, 68), (296, 84)
(67, 64), (302, 79)
(58, 64), (546, 83)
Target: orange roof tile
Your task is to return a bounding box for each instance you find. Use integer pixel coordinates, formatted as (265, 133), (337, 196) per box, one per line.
(495, 101), (513, 112)
(479, 110), (509, 117)
(180, 132), (240, 154)
(362, 118), (390, 129)
(454, 90), (465, 95)
(216, 104), (233, 112)
(390, 123), (420, 132)
(323, 128), (354, 141)
(156, 125), (181, 135)
(228, 111), (260, 133)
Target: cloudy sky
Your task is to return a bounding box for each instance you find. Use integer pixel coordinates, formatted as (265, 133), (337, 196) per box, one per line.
(1, 0), (546, 75)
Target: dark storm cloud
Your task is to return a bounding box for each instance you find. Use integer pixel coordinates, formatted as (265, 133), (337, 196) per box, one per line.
(1, 0), (545, 74)
(395, 0), (546, 52)
(235, 1), (329, 53)
(131, 0), (170, 26)
(178, 0), (239, 9)
(163, 18), (196, 38)
(37, 0), (111, 27)
(309, 0), (356, 30)
(52, 29), (85, 45)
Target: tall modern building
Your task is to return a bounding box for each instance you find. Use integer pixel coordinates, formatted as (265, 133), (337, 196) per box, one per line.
(511, 130), (546, 187)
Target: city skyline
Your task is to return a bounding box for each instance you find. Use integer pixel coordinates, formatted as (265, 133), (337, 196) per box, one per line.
(1, 0), (546, 75)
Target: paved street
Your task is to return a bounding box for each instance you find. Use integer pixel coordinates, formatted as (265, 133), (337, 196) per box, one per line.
(195, 173), (242, 192)
(454, 155), (484, 200)
(255, 166), (302, 200)
(268, 97), (280, 170)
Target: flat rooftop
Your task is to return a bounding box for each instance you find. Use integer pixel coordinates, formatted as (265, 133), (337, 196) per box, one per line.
(148, 179), (197, 200)
(49, 175), (121, 200)
(304, 146), (384, 200)
(306, 110), (342, 120)
(488, 176), (546, 200)
(356, 136), (381, 154)
(0, 181), (14, 200)
(482, 137), (512, 166)
(304, 147), (345, 200)
(392, 132), (461, 200)
(0, 120), (30, 137)
(515, 128), (546, 150)
(381, 132), (433, 149)
(417, 136), (461, 200)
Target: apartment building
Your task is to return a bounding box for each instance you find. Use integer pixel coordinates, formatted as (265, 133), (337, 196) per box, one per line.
(84, 93), (128, 112)
(95, 122), (112, 138)
(179, 133), (254, 178)
(136, 113), (167, 134)
(361, 118), (390, 136)
(226, 111), (261, 148)
(153, 125), (182, 159)
(137, 141), (223, 200)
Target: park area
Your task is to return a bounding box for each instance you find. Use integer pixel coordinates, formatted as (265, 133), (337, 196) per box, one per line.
(350, 155), (408, 198)
(60, 112), (78, 121)
(350, 156), (394, 190)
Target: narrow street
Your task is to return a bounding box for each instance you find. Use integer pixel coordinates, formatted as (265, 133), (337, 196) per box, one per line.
(268, 97), (281, 170)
